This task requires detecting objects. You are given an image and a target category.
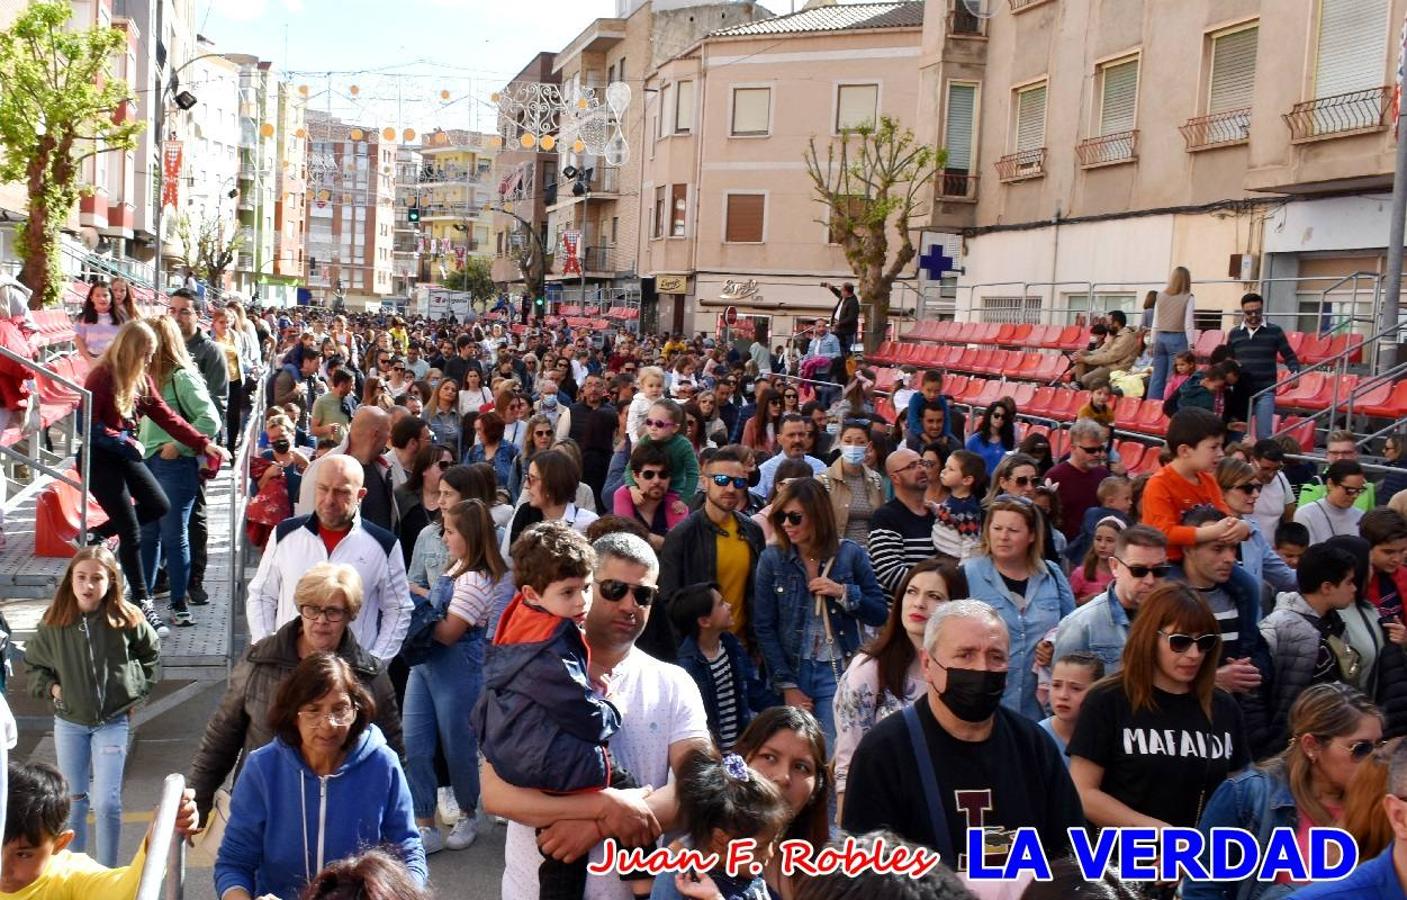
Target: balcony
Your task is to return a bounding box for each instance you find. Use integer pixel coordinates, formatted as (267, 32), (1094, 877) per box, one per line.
(936, 169), (979, 202)
(1075, 130), (1138, 168)
(994, 148), (1045, 183)
(419, 202), (484, 221)
(418, 165), (484, 185)
(1179, 108), (1251, 151)
(948, 3), (986, 37)
(1283, 86), (1391, 144)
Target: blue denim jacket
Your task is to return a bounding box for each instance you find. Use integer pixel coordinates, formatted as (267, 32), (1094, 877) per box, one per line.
(464, 441), (518, 489)
(1052, 583), (1132, 673)
(1292, 845), (1405, 900)
(753, 540), (888, 691)
(1242, 516), (1297, 595)
(1186, 766), (1297, 900)
(962, 556), (1076, 721)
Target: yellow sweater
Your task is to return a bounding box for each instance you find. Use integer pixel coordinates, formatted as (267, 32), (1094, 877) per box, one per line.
(0, 843), (145, 899)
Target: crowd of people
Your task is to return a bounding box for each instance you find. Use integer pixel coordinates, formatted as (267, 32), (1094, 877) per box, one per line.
(8, 280), (1407, 900)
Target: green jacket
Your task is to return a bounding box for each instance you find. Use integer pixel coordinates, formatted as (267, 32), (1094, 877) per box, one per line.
(624, 433), (700, 499)
(139, 367), (220, 457)
(26, 610), (160, 726)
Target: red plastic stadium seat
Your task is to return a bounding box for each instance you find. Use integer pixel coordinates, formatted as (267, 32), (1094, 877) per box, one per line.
(1193, 330), (1225, 360)
(1135, 400), (1168, 436)
(1008, 323), (1034, 346)
(1361, 381), (1407, 419)
(1007, 382), (1037, 410)
(1116, 441), (1146, 472)
(1056, 326), (1087, 352)
(1049, 428), (1071, 459)
(1028, 387), (1056, 418)
(1113, 396), (1141, 431)
(1048, 390), (1080, 422)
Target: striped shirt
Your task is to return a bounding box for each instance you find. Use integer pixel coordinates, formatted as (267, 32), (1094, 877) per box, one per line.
(706, 647), (741, 751)
(1197, 584), (1241, 658)
(447, 570), (509, 627)
(868, 499), (938, 599)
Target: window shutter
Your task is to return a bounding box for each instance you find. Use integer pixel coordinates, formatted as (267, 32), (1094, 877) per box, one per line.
(836, 84), (879, 130)
(675, 81), (695, 132)
(658, 85), (672, 138)
(1315, 0), (1388, 98)
(731, 88), (770, 135)
(671, 184), (687, 237)
(1099, 59), (1139, 135)
(1209, 26), (1258, 113)
(1015, 84), (1046, 152)
(945, 83), (976, 170)
(725, 195), (764, 242)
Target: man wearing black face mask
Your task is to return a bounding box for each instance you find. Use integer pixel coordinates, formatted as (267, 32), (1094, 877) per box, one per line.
(842, 600), (1082, 868)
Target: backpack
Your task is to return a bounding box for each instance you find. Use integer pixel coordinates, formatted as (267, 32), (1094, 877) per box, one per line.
(264, 362), (300, 410)
(400, 572), (451, 667)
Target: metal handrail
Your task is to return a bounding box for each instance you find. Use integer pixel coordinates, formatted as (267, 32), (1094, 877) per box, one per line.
(228, 361), (271, 670)
(1260, 317), (1407, 440)
(1342, 357), (1407, 422)
(0, 345), (92, 542)
(134, 773), (186, 900)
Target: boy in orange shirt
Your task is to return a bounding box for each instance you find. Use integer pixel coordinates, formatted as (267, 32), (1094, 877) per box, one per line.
(1140, 407), (1249, 560)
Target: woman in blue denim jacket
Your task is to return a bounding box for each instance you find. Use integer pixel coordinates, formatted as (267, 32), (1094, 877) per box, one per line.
(753, 478), (888, 749)
(962, 496), (1076, 721)
(464, 411), (518, 488)
(1217, 458), (1297, 595)
(1189, 683), (1382, 900)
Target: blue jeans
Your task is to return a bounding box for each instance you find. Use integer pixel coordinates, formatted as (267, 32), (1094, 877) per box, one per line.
(1147, 332), (1189, 403)
(1250, 388), (1276, 440)
(53, 715), (129, 867)
(403, 631), (485, 820)
(140, 455), (199, 610)
(796, 658), (840, 757)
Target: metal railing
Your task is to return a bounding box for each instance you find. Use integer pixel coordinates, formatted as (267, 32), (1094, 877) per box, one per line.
(227, 359), (270, 671)
(0, 345), (92, 542)
(995, 148), (1045, 182)
(936, 170), (979, 201)
(1179, 108), (1251, 150)
(1076, 130), (1138, 167)
(134, 774), (186, 900)
(1284, 86), (1392, 143)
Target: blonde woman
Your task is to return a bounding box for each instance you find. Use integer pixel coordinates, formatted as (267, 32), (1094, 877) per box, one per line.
(210, 306), (244, 452)
(109, 276), (140, 322)
(1147, 265), (1197, 401)
(83, 320), (229, 635)
(138, 317), (221, 627)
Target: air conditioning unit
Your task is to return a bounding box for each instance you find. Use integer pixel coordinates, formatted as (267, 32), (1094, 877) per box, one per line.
(1229, 253), (1258, 282)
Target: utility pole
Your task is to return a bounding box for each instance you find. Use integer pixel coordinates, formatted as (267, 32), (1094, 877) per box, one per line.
(1381, 13), (1407, 372)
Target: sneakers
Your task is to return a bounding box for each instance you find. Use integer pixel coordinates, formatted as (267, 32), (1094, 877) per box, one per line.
(445, 815), (478, 851)
(436, 786), (460, 824)
(171, 609), (194, 628)
(152, 572), (170, 600)
(139, 602), (170, 639)
(188, 583), (210, 606)
(419, 825), (445, 855)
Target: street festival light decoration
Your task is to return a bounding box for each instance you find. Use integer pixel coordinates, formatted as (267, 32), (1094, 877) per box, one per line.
(491, 80), (632, 166)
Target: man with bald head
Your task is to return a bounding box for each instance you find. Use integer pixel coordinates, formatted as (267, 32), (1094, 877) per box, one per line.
(868, 448), (940, 600)
(249, 454), (411, 662)
(296, 405), (399, 533)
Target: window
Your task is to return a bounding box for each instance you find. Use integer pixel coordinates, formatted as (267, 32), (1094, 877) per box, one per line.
(1315, 0), (1388, 98)
(980, 295), (1042, 324)
(658, 84), (672, 139)
(675, 80), (695, 133)
(942, 82), (977, 195)
(836, 83), (879, 131)
(731, 87), (770, 136)
(1014, 83), (1046, 151)
(653, 186), (665, 239)
(1208, 25), (1258, 113)
(1098, 58), (1139, 135)
(828, 196), (865, 244)
(670, 184), (687, 237)
(724, 194), (765, 243)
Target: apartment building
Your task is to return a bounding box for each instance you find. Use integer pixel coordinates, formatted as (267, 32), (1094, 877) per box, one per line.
(923, 0), (1407, 333)
(415, 130), (496, 286)
(305, 110), (395, 308)
(183, 43), (241, 289)
(491, 52), (559, 299)
(545, 0), (768, 311)
(637, 1), (924, 337)
(271, 81), (307, 293)
(392, 145), (423, 296)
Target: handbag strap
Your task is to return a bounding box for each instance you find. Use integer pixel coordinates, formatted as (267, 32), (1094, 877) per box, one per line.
(902, 703), (955, 863)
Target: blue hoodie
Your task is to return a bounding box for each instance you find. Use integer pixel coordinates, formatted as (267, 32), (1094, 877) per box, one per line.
(214, 724), (425, 900)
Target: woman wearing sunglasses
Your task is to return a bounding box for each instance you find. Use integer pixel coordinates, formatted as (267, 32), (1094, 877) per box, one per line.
(987, 453), (1063, 565)
(1187, 683), (1383, 900)
(752, 478), (888, 749)
(507, 413), (556, 503)
(1215, 458), (1298, 594)
(395, 444), (456, 571)
(1069, 583), (1250, 832)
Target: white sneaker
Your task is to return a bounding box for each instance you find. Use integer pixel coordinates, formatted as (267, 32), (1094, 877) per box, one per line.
(445, 816), (478, 851)
(437, 786), (461, 824)
(419, 824), (445, 855)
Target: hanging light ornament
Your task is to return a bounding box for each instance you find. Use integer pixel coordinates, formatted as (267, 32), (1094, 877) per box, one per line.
(259, 123), (275, 139)
(382, 127), (396, 142)
(519, 133), (536, 149)
(349, 85), (360, 96)
(295, 127), (307, 139)
(350, 127), (365, 141)
(403, 128), (416, 142)
(540, 134), (557, 151)
(298, 84), (309, 96)
(442, 90), (452, 100)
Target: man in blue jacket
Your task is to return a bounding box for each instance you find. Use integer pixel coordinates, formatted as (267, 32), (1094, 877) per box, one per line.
(1295, 740), (1407, 899)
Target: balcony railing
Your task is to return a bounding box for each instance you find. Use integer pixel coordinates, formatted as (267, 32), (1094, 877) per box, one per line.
(1179, 108), (1251, 151)
(949, 3), (986, 36)
(994, 147), (1045, 182)
(936, 169), (979, 201)
(418, 165), (485, 185)
(419, 202), (484, 219)
(1283, 86), (1391, 143)
(1075, 130), (1138, 168)
(1009, 0), (1051, 10)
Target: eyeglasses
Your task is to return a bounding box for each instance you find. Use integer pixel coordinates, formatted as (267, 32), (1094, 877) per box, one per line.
(637, 469), (668, 481)
(1340, 485), (1367, 497)
(298, 604), (349, 623)
(1115, 558), (1171, 579)
(173, 307), (195, 317)
(778, 511), (805, 526)
(1006, 475), (1036, 488)
(1232, 482), (1262, 495)
(709, 473), (749, 490)
(597, 579), (658, 607)
(1159, 630), (1221, 654)
(298, 703), (358, 727)
(524, 472), (540, 485)
(644, 418), (676, 429)
(1077, 445), (1108, 456)
(1342, 738), (1388, 761)
(895, 459), (936, 474)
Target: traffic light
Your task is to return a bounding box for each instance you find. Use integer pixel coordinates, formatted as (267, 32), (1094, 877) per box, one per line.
(407, 206), (420, 223)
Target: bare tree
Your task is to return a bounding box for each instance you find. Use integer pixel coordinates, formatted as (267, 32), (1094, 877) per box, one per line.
(804, 116), (940, 350)
(177, 213), (243, 292)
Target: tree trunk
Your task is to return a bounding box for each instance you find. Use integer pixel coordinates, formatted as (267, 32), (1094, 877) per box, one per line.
(20, 144), (53, 308)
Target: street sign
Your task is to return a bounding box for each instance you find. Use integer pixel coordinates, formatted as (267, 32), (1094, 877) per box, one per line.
(919, 243), (955, 280)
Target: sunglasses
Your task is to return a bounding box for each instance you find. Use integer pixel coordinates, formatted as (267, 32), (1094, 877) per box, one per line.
(1232, 482), (1261, 494)
(1159, 630), (1221, 654)
(597, 579), (657, 607)
(1340, 485), (1367, 497)
(1007, 475), (1036, 488)
(644, 418), (676, 429)
(778, 511), (805, 526)
(637, 469), (668, 481)
(1344, 738), (1388, 761)
(710, 473), (749, 490)
(1115, 558), (1172, 579)
(1078, 445), (1108, 456)
(784, 394), (797, 400)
